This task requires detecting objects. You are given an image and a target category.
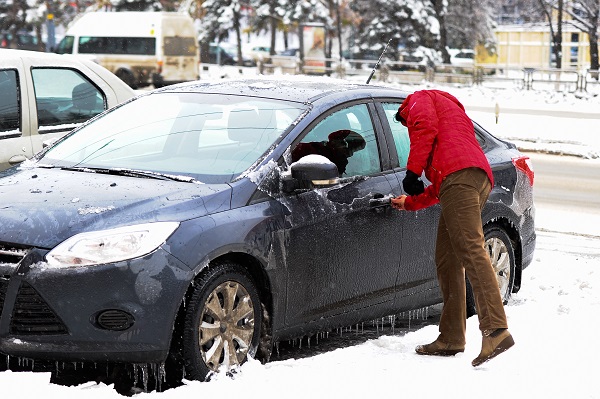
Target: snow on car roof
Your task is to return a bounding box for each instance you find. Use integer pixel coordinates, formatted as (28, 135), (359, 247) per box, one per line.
(157, 76), (406, 104)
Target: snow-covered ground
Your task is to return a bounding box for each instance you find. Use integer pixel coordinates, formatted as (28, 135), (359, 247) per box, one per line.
(1, 75), (599, 398)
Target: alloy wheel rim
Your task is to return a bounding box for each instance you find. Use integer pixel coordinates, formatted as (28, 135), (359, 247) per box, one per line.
(199, 281), (255, 372)
(486, 237), (511, 299)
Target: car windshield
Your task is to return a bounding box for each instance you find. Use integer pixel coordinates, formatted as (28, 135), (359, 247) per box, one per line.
(40, 92), (307, 184)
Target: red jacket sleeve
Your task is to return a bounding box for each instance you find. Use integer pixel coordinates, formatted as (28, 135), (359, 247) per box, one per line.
(403, 185), (439, 211)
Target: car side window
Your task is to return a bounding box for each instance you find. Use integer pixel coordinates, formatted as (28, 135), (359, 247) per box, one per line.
(54, 35), (74, 54)
(292, 104), (380, 177)
(382, 102), (410, 168)
(0, 69), (20, 135)
(31, 68), (106, 131)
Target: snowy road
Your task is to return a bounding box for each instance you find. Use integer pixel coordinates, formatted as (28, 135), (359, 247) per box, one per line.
(528, 152), (600, 213)
(527, 152), (600, 239)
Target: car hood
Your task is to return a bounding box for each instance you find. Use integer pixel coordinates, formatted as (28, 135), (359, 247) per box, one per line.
(0, 167), (232, 249)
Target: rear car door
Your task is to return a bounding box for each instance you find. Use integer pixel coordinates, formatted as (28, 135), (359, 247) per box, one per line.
(282, 101), (406, 327)
(376, 101), (440, 304)
(26, 66), (107, 154)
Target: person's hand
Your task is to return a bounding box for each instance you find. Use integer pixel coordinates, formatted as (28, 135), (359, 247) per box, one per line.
(403, 170), (425, 195)
(391, 195), (407, 211)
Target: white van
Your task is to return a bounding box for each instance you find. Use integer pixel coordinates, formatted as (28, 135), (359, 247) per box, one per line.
(55, 11), (199, 88)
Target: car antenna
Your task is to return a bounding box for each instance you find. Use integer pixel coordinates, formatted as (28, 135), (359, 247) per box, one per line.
(366, 38), (393, 84)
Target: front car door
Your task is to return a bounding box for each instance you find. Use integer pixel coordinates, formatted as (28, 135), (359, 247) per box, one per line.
(281, 101), (407, 328)
(28, 66), (107, 153)
(0, 62), (34, 171)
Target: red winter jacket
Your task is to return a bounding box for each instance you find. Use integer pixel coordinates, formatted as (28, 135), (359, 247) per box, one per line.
(397, 90), (494, 211)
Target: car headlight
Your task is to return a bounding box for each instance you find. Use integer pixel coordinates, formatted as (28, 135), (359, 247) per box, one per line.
(46, 222), (180, 268)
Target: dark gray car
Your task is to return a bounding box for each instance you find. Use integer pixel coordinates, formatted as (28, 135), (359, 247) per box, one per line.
(0, 79), (535, 385)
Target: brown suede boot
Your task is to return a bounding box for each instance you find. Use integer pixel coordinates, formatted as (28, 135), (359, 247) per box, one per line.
(472, 329), (514, 367)
(415, 338), (465, 357)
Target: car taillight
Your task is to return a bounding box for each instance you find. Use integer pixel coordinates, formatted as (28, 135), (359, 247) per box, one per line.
(512, 156), (534, 186)
(157, 60), (163, 74)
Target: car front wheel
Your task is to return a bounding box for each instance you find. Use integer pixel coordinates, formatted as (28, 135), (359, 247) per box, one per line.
(182, 261), (262, 381)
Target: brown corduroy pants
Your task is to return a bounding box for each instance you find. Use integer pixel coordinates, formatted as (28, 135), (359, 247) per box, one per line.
(435, 167), (508, 345)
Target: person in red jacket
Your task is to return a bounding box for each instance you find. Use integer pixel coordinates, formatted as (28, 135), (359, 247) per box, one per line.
(390, 89), (514, 367)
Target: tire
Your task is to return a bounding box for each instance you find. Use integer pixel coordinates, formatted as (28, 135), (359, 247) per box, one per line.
(466, 225), (516, 316)
(182, 262), (262, 381)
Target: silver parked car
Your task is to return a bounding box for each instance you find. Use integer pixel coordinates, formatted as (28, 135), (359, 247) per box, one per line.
(0, 49), (136, 171)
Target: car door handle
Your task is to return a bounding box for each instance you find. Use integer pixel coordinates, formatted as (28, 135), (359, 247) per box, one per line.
(9, 155), (27, 165)
(369, 194), (392, 208)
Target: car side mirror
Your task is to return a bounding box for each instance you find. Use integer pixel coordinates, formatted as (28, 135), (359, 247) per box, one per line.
(282, 155), (340, 193)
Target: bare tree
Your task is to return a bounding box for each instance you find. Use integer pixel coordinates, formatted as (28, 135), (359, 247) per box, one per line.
(537, 0), (564, 68)
(445, 0), (497, 55)
(565, 0), (599, 74)
(432, 0), (450, 63)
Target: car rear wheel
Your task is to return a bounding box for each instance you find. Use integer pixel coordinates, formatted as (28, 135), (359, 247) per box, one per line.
(182, 261), (262, 381)
(466, 225), (516, 317)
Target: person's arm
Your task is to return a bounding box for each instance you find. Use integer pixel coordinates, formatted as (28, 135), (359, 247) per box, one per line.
(403, 185), (440, 210)
(392, 184), (439, 212)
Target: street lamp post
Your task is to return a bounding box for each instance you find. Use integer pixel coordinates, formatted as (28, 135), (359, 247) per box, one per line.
(45, 0), (56, 52)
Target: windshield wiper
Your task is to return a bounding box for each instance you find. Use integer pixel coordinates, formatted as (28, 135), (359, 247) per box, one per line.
(60, 166), (196, 183)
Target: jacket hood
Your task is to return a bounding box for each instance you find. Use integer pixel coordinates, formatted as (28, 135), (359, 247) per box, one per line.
(398, 90), (465, 125)
(434, 89), (465, 111)
(0, 167), (232, 249)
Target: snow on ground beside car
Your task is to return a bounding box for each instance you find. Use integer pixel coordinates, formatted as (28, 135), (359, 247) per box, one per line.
(2, 78), (599, 397)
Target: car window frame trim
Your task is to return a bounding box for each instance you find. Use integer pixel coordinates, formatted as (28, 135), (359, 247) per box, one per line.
(286, 98), (391, 180)
(372, 96), (409, 172)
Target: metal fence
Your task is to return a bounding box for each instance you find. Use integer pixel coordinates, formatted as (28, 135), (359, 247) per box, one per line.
(258, 55), (600, 94)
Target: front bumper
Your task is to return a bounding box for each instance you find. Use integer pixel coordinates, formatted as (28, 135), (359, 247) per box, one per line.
(0, 246), (192, 363)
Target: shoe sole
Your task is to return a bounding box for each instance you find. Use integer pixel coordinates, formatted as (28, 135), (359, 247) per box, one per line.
(471, 335), (515, 367)
(416, 347), (464, 357)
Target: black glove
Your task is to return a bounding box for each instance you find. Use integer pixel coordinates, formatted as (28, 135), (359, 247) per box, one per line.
(403, 170), (424, 195)
(394, 110), (405, 124)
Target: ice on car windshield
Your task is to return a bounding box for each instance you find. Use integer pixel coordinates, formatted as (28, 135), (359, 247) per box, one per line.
(41, 92), (307, 183)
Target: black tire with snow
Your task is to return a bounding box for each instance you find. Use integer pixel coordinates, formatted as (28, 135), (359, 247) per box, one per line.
(182, 261), (262, 381)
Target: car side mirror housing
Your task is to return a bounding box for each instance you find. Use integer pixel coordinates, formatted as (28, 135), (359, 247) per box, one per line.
(282, 155), (340, 192)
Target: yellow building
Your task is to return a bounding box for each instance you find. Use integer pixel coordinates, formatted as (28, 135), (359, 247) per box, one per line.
(491, 23), (593, 70)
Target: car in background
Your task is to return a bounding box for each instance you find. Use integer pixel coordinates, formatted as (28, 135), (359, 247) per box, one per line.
(54, 12), (200, 89)
(271, 48), (300, 70)
(278, 48), (299, 57)
(0, 78), (535, 389)
(206, 43), (255, 67)
(450, 49), (475, 68)
(0, 49), (136, 171)
(247, 45), (271, 62)
(0, 31), (45, 51)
